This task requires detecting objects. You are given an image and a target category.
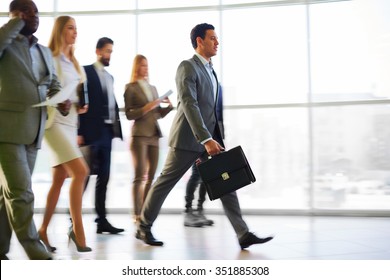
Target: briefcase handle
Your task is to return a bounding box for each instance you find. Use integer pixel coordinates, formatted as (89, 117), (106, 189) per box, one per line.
(197, 146), (230, 165)
(205, 149), (226, 161)
(195, 153), (221, 166)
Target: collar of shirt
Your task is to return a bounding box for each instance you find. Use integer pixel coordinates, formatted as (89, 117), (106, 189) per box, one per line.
(16, 34), (38, 47)
(93, 61), (105, 72)
(59, 52), (71, 64)
(195, 52), (214, 78)
(195, 53), (217, 101)
(194, 52), (210, 67)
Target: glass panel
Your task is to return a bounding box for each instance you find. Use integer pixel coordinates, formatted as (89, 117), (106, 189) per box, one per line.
(222, 5), (309, 106)
(310, 0), (390, 101)
(21, 0), (390, 214)
(34, 17), (55, 45)
(224, 107), (309, 209)
(73, 14), (136, 108)
(0, 17), (8, 26)
(222, 0), (297, 4)
(34, 0), (54, 12)
(137, 11), (219, 107)
(0, 0), (54, 16)
(0, 1), (11, 11)
(137, 0), (218, 9)
(0, 2), (9, 12)
(313, 104), (390, 210)
(222, 0), (346, 4)
(57, 0), (135, 11)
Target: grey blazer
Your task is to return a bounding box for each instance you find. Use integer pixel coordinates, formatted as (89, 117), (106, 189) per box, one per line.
(170, 55), (221, 152)
(124, 82), (172, 138)
(0, 18), (61, 148)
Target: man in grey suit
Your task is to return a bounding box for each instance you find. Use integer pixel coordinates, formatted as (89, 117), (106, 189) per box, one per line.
(0, 0), (67, 260)
(136, 23), (273, 249)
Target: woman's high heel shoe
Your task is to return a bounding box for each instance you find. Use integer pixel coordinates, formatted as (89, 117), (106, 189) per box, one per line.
(68, 230), (92, 252)
(38, 232), (56, 253)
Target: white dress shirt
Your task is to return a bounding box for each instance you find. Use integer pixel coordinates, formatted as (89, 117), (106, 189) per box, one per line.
(94, 61), (116, 123)
(194, 53), (218, 145)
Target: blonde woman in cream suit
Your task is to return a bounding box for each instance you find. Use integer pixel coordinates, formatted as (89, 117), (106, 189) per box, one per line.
(38, 16), (91, 253)
(124, 55), (173, 223)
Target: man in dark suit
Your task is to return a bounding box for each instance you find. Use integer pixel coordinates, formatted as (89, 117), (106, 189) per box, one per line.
(78, 37), (124, 234)
(0, 0), (68, 260)
(136, 23), (273, 249)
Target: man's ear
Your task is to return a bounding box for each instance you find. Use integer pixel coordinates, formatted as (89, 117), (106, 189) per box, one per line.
(196, 36), (203, 48)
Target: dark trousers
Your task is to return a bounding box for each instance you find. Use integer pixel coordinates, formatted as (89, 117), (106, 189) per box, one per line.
(185, 163), (207, 212)
(85, 124), (113, 223)
(140, 147), (249, 240)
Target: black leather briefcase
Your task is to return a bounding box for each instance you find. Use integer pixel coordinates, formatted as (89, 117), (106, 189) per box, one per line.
(197, 146), (256, 200)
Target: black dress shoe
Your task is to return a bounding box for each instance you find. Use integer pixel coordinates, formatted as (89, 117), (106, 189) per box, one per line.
(239, 232), (273, 250)
(135, 229), (164, 246)
(97, 221), (124, 234)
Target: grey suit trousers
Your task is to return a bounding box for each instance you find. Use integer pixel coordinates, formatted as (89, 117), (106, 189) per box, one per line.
(0, 143), (51, 259)
(140, 147), (249, 240)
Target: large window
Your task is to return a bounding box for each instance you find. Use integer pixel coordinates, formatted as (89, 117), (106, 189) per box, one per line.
(1, 0), (390, 214)
(309, 0), (390, 211)
(310, 0), (390, 101)
(222, 5), (309, 105)
(312, 104), (390, 210)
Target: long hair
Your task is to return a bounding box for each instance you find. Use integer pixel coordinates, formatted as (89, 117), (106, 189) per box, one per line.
(48, 16), (83, 76)
(130, 54), (148, 83)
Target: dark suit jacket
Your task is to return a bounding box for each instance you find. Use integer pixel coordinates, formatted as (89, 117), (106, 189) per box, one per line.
(170, 55), (223, 152)
(78, 64), (122, 143)
(0, 18), (61, 148)
(124, 82), (172, 138)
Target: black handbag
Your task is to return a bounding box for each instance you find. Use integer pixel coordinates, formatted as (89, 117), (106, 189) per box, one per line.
(197, 146), (256, 200)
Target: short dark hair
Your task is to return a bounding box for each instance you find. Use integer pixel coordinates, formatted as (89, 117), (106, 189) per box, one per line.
(190, 23), (214, 49)
(96, 37), (113, 49)
(9, 0), (32, 12)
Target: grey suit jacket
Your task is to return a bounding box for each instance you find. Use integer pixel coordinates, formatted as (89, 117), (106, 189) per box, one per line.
(124, 82), (172, 138)
(170, 55), (221, 152)
(0, 18), (61, 148)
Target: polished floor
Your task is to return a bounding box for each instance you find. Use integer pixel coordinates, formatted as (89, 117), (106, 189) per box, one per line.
(6, 213), (390, 260)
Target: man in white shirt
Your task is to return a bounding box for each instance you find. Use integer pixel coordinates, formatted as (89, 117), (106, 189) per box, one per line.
(78, 37), (124, 234)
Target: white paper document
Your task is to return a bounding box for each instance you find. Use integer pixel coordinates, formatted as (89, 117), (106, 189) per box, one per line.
(158, 89), (173, 101)
(32, 80), (78, 107)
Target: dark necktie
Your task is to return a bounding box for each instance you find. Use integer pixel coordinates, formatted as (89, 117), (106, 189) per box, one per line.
(208, 61), (217, 102)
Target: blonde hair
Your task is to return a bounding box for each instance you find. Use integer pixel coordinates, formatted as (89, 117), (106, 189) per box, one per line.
(130, 54), (148, 83)
(48, 16), (83, 77)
